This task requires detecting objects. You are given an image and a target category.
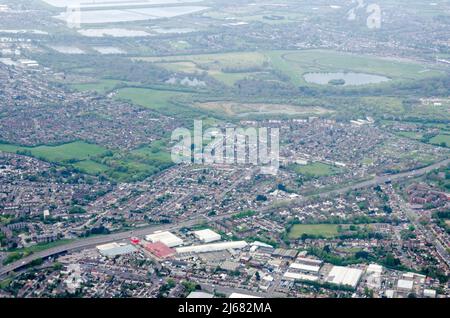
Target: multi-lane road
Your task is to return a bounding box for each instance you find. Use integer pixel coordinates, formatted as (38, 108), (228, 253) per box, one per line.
(1, 158), (449, 278)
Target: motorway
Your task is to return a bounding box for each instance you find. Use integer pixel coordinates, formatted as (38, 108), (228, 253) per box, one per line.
(1, 158), (449, 278)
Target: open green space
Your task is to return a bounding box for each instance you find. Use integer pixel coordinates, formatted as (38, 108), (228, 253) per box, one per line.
(131, 139), (173, 164)
(135, 51), (268, 86)
(115, 87), (187, 111)
(288, 224), (339, 239)
(429, 134), (450, 147)
(289, 162), (343, 177)
(114, 87), (206, 119)
(70, 79), (124, 93)
(135, 50), (441, 88)
(0, 141), (107, 163)
(270, 50), (441, 86)
(72, 160), (109, 174)
(0, 139), (173, 182)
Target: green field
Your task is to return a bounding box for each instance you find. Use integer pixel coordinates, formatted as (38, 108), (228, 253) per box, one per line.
(114, 87), (203, 118)
(135, 52), (270, 86)
(136, 50), (440, 88)
(116, 87), (185, 111)
(72, 160), (109, 174)
(430, 134), (450, 147)
(0, 141), (107, 163)
(0, 139), (174, 181)
(131, 146), (172, 164)
(289, 162), (343, 177)
(267, 50), (441, 86)
(70, 79), (124, 93)
(288, 224), (339, 239)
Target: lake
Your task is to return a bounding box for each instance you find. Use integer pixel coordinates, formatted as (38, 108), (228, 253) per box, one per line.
(303, 72), (391, 86)
(78, 28), (152, 37)
(42, 0), (202, 8)
(55, 6), (209, 24)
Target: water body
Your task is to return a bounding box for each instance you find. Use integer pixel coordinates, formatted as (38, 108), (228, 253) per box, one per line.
(42, 0), (202, 8)
(303, 72), (390, 86)
(55, 6), (209, 24)
(48, 45), (85, 54)
(78, 28), (152, 37)
(93, 46), (126, 54)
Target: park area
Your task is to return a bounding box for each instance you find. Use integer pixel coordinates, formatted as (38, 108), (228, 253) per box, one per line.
(288, 224), (339, 239)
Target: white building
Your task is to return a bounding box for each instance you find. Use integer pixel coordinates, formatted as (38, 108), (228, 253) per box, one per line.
(229, 292), (260, 298)
(397, 279), (413, 291)
(187, 291), (214, 298)
(194, 229), (221, 243)
(326, 266), (363, 289)
(423, 289), (436, 298)
(289, 262), (321, 273)
(365, 264), (383, 289)
(176, 241), (247, 254)
(366, 264), (383, 274)
(283, 272), (318, 282)
(145, 231), (184, 247)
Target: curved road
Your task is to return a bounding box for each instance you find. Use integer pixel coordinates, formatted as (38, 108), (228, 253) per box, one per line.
(1, 158), (449, 278)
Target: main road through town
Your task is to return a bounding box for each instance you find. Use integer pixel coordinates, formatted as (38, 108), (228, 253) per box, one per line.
(1, 158), (449, 278)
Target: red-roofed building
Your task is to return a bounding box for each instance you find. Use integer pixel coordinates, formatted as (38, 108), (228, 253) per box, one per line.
(145, 242), (175, 259)
(131, 237), (140, 245)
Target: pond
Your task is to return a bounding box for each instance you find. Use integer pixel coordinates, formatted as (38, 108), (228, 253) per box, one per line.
(303, 72), (390, 86)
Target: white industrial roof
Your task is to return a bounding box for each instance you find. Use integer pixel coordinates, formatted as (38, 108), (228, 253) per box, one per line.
(289, 262), (321, 273)
(145, 231), (184, 247)
(98, 244), (137, 257)
(229, 292), (260, 298)
(423, 289), (436, 298)
(194, 229), (221, 242)
(176, 241), (247, 254)
(326, 266), (363, 288)
(397, 279), (414, 290)
(187, 291), (214, 298)
(385, 290), (395, 298)
(251, 241), (274, 249)
(283, 272), (318, 282)
(366, 264), (383, 274)
(295, 257), (323, 266)
(96, 242), (120, 251)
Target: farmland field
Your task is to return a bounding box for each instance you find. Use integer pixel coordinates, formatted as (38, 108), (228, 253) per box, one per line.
(288, 224), (339, 239)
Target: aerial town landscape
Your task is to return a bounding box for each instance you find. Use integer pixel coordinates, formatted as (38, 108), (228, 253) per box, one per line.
(0, 0), (449, 301)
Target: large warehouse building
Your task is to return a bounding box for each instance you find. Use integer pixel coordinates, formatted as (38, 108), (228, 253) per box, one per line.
(193, 229), (221, 243)
(326, 266), (363, 289)
(176, 241), (247, 254)
(96, 242), (137, 258)
(145, 231), (184, 248)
